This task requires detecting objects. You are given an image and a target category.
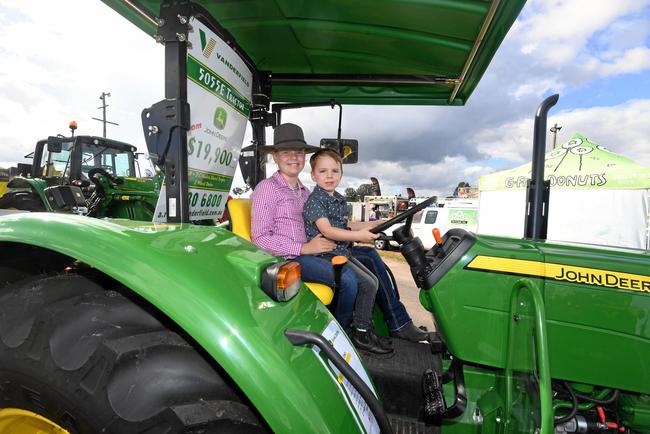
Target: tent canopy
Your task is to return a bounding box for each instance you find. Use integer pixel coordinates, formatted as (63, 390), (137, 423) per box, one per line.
(479, 133), (650, 191)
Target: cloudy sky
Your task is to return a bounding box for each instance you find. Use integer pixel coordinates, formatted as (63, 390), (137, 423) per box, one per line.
(1, 0), (649, 198)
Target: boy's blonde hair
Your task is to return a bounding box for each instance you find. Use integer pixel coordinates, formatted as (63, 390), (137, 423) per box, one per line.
(309, 149), (342, 171)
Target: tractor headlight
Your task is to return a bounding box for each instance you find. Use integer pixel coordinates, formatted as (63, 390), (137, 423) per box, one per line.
(261, 261), (302, 302)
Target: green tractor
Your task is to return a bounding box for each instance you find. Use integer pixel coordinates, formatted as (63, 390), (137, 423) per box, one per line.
(1, 1), (648, 434)
(0, 128), (161, 220)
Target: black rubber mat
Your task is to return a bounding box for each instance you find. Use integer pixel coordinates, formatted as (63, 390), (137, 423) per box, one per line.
(387, 414), (440, 434)
(360, 338), (442, 428)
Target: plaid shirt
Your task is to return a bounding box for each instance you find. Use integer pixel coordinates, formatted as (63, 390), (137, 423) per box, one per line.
(303, 186), (352, 256)
(251, 171), (310, 259)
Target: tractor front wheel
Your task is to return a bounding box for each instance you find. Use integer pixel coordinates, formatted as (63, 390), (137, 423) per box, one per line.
(0, 273), (266, 433)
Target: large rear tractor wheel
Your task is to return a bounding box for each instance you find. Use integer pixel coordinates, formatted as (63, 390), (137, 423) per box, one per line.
(0, 273), (266, 433)
(0, 191), (45, 211)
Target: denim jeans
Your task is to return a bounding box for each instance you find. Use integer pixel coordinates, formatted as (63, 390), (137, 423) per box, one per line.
(350, 246), (412, 331)
(343, 256), (378, 330)
(294, 254), (358, 329)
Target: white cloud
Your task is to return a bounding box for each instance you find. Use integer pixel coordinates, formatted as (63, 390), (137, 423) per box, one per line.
(0, 1), (164, 163)
(475, 99), (650, 165)
(586, 46), (650, 76)
(515, 0), (648, 64)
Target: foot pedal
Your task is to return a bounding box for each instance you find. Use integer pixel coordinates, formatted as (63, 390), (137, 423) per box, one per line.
(428, 332), (445, 354)
(423, 369), (446, 418)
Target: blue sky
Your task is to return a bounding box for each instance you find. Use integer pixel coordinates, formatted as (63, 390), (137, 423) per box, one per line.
(1, 0), (649, 197)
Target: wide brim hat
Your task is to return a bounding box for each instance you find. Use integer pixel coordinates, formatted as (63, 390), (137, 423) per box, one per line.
(258, 123), (321, 154)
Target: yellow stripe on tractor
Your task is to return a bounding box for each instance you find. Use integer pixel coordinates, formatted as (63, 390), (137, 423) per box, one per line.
(467, 255), (650, 293)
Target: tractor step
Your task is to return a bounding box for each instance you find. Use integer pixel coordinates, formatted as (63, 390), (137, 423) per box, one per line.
(359, 337), (442, 427)
(387, 414), (440, 434)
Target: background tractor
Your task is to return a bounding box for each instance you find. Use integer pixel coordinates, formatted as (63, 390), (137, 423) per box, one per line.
(0, 126), (161, 220)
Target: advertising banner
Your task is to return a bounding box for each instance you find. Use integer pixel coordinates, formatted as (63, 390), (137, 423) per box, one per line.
(154, 17), (252, 221)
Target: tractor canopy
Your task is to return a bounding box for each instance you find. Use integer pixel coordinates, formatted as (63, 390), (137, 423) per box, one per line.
(102, 0), (525, 105)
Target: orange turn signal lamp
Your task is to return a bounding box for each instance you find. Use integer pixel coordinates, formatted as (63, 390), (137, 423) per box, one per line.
(261, 261), (302, 301)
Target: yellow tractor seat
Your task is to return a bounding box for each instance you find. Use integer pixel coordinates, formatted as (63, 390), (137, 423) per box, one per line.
(227, 198), (334, 305)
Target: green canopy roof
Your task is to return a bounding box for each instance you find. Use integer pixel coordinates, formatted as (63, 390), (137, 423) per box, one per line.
(479, 133), (650, 191)
(102, 0), (525, 105)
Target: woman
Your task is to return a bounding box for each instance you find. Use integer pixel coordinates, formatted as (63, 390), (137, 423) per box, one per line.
(251, 123), (428, 343)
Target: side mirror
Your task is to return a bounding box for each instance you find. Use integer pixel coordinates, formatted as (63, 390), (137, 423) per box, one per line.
(16, 163), (32, 177)
(320, 138), (358, 164)
(47, 137), (63, 153)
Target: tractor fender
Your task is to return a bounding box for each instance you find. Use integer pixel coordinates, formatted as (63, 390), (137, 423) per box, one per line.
(0, 212), (364, 433)
(6, 177), (50, 210)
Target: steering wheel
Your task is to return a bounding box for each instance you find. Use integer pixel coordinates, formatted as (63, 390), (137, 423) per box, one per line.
(370, 195), (437, 235)
(88, 167), (122, 186)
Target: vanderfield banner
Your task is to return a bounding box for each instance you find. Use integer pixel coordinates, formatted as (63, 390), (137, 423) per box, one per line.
(479, 134), (650, 191)
(154, 16), (252, 222)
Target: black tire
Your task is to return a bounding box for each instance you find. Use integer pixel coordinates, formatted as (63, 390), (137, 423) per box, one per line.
(0, 191), (45, 211)
(374, 237), (388, 250)
(0, 273), (266, 433)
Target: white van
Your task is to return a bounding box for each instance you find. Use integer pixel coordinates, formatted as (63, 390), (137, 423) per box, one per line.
(374, 199), (479, 250)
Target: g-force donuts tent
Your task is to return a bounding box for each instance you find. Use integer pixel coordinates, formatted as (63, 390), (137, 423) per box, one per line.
(478, 133), (650, 249)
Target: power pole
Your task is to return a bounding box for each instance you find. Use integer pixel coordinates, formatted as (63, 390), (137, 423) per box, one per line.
(550, 123), (562, 149)
(92, 92), (119, 137)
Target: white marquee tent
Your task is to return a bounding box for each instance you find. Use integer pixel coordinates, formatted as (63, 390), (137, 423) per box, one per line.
(478, 134), (650, 249)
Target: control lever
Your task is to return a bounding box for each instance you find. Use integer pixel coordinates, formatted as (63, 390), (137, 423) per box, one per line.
(431, 228), (445, 258)
(433, 228), (443, 245)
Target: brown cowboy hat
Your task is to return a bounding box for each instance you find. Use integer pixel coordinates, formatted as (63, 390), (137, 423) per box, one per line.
(258, 123), (321, 154)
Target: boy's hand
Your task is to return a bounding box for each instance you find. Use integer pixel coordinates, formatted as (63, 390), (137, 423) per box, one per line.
(301, 234), (336, 255)
(356, 228), (380, 244)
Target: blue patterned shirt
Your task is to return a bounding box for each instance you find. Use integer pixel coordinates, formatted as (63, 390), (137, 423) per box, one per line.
(303, 186), (351, 256)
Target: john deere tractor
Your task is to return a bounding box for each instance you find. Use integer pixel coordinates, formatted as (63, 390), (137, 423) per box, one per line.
(1, 1), (649, 434)
(0, 131), (161, 220)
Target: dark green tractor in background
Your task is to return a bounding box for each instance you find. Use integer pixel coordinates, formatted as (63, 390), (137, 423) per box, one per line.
(0, 132), (160, 220)
(1, 1), (649, 434)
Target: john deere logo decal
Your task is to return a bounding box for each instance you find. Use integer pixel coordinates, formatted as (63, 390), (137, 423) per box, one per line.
(466, 255), (650, 293)
(199, 29), (216, 59)
(213, 107), (227, 130)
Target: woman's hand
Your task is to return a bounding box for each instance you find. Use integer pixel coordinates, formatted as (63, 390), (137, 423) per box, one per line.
(300, 234), (337, 255)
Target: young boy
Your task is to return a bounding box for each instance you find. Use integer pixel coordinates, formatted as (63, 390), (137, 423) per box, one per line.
(303, 149), (392, 354)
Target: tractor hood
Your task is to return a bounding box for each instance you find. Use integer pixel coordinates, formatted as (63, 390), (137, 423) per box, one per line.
(101, 0), (524, 105)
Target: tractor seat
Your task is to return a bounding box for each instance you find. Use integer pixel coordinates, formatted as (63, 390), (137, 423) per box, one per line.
(227, 198), (334, 305)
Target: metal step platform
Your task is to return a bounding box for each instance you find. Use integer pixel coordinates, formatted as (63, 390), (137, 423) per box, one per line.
(359, 338), (442, 433)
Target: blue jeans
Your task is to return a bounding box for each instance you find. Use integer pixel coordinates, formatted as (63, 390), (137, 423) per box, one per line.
(350, 246), (412, 331)
(294, 255), (359, 329)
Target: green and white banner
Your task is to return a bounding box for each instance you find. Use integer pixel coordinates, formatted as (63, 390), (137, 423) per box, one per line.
(447, 209), (478, 227)
(479, 133), (650, 191)
(154, 17), (252, 221)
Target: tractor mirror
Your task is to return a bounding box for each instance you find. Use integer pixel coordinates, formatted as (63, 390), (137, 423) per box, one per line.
(46, 138), (63, 153)
(320, 138), (358, 164)
(16, 163), (32, 177)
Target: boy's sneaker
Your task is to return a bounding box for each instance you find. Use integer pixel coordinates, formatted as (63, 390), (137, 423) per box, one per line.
(390, 322), (430, 343)
(349, 328), (393, 354)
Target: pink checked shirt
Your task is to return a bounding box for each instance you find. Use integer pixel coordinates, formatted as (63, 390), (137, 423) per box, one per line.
(251, 171), (310, 259)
